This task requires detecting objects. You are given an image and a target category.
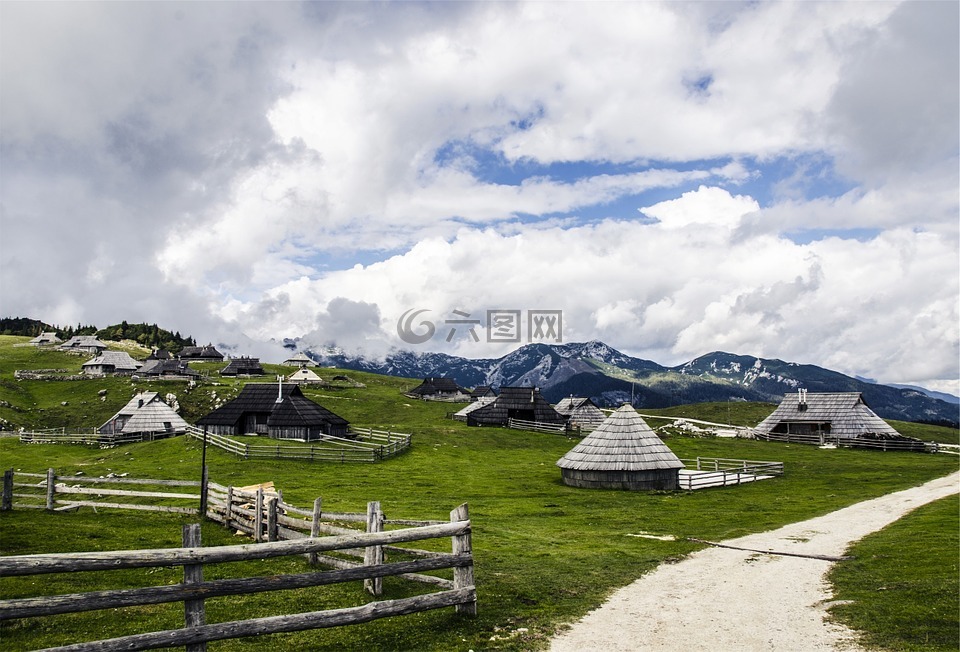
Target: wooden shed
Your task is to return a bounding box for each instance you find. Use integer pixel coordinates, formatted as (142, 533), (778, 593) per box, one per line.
(282, 352), (317, 367)
(406, 377), (470, 401)
(220, 357), (265, 376)
(754, 390), (902, 442)
(59, 335), (107, 355)
(556, 404), (683, 490)
(99, 392), (188, 437)
(196, 383), (349, 441)
(466, 386), (565, 427)
(554, 396), (607, 431)
(29, 332), (62, 346)
(136, 359), (201, 380)
(287, 367), (323, 384)
(82, 351), (141, 375)
(179, 344), (225, 362)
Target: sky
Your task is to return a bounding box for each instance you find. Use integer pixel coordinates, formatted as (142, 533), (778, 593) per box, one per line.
(1, 1), (958, 394)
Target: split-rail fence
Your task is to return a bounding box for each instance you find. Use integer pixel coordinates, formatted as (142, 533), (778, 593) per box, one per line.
(184, 425), (411, 462)
(0, 470), (476, 650)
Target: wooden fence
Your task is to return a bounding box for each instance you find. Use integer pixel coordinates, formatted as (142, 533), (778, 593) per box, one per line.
(0, 471), (476, 650)
(752, 430), (936, 453)
(507, 417), (579, 435)
(19, 427), (180, 446)
(2, 469), (201, 514)
(185, 426), (411, 462)
(677, 457), (784, 490)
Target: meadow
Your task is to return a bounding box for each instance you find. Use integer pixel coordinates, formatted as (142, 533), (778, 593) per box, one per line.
(0, 335), (957, 650)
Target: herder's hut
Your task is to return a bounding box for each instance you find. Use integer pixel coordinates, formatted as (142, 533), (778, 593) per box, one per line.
(470, 386), (497, 401)
(196, 383), (349, 441)
(466, 386), (565, 427)
(136, 359), (201, 380)
(82, 351), (141, 375)
(220, 357), (265, 376)
(59, 335), (108, 355)
(282, 352), (317, 367)
(99, 392), (188, 437)
(753, 390), (906, 444)
(451, 396), (497, 422)
(406, 377), (470, 401)
(29, 332), (62, 346)
(556, 404), (684, 490)
(554, 396), (607, 431)
(287, 367), (323, 385)
(179, 344), (225, 362)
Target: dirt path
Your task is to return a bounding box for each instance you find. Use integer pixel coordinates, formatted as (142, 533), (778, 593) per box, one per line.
(550, 471), (960, 652)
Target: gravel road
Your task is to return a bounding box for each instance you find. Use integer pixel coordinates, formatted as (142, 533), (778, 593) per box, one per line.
(550, 471), (960, 652)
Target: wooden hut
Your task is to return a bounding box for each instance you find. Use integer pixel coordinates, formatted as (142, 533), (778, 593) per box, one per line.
(406, 377), (470, 401)
(220, 356), (265, 376)
(451, 396), (496, 422)
(466, 386), (565, 427)
(82, 351), (141, 375)
(136, 359), (201, 380)
(753, 390), (905, 443)
(59, 335), (107, 354)
(557, 404), (683, 490)
(470, 386), (497, 401)
(196, 383), (348, 441)
(282, 352), (317, 367)
(179, 344), (225, 362)
(288, 367), (323, 384)
(99, 392), (188, 437)
(554, 396), (607, 431)
(29, 332), (61, 346)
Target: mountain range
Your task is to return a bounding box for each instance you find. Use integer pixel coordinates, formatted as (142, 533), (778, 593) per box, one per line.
(297, 340), (959, 426)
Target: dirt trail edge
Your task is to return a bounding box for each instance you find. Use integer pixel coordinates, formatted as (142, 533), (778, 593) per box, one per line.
(550, 471), (960, 652)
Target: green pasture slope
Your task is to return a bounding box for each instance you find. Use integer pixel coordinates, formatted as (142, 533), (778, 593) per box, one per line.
(0, 335), (957, 651)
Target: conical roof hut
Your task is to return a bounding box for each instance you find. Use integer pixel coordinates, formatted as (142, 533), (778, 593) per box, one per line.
(556, 404), (683, 490)
(99, 392), (188, 436)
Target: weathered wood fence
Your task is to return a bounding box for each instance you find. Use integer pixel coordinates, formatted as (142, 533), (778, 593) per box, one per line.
(752, 430), (936, 452)
(507, 417), (580, 435)
(677, 457), (784, 490)
(19, 427), (179, 446)
(2, 469), (200, 514)
(185, 426), (411, 462)
(0, 510), (475, 651)
(0, 471), (476, 650)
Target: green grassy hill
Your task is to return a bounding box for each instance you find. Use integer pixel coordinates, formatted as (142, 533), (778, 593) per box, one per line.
(1, 334), (957, 650)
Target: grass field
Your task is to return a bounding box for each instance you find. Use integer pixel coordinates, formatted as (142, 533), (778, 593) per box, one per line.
(1, 335), (958, 650)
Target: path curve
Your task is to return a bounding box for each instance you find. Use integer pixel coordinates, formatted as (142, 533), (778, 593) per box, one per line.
(550, 471), (960, 652)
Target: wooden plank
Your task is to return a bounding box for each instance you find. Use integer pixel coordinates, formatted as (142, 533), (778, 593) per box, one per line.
(52, 487), (200, 500)
(0, 521), (470, 576)
(49, 501), (199, 515)
(364, 501), (384, 596)
(2, 469), (12, 511)
(182, 524), (206, 652)
(450, 503), (476, 615)
(46, 468), (55, 510)
(39, 588), (477, 652)
(0, 555), (471, 620)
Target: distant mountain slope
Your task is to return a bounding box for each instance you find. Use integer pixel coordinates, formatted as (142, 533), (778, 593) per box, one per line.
(303, 341), (959, 426)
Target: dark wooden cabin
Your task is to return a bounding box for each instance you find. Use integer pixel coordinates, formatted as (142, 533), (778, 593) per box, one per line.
(467, 386), (565, 427)
(406, 377), (469, 401)
(220, 356), (265, 376)
(196, 383), (349, 441)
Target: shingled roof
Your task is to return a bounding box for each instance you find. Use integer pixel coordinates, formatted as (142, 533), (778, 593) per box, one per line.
(99, 392), (188, 435)
(82, 351), (141, 373)
(557, 404), (683, 473)
(196, 383), (347, 430)
(754, 391), (901, 439)
(220, 357), (265, 376)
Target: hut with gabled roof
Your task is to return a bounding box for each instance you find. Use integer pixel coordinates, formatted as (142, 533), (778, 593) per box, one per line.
(179, 344), (225, 362)
(136, 358), (201, 380)
(282, 352), (317, 367)
(466, 386), (565, 427)
(59, 335), (107, 355)
(288, 367), (323, 385)
(29, 332), (62, 346)
(82, 351), (141, 375)
(196, 383), (348, 441)
(99, 392), (188, 437)
(554, 396), (607, 432)
(470, 386), (497, 401)
(406, 377), (470, 401)
(220, 356), (265, 376)
(556, 404), (683, 490)
(753, 390), (906, 444)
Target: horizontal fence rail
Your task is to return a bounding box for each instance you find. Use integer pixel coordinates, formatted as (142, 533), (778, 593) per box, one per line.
(185, 426), (411, 462)
(19, 428), (180, 446)
(506, 418), (572, 435)
(0, 471), (476, 650)
(752, 430), (935, 453)
(677, 457), (784, 490)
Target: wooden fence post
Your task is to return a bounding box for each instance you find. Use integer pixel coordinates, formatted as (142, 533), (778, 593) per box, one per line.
(364, 501), (384, 596)
(199, 466), (208, 518)
(309, 497), (322, 565)
(182, 523), (206, 652)
(224, 486), (234, 530)
(45, 468), (55, 511)
(450, 503), (477, 615)
(267, 498), (278, 542)
(2, 469), (13, 511)
(254, 488), (264, 544)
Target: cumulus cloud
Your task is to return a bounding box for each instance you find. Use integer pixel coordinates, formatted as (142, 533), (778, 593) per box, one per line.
(1, 1), (956, 394)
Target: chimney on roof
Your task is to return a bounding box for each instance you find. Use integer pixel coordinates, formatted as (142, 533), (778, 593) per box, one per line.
(798, 388), (807, 411)
(277, 375), (283, 403)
